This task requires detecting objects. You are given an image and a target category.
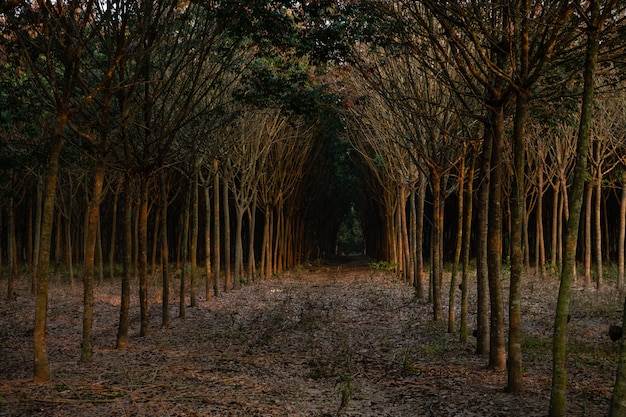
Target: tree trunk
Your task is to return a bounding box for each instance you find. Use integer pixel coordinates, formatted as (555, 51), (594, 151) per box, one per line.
(213, 159), (221, 297)
(161, 174), (171, 327)
(190, 167), (199, 306)
(116, 175), (133, 349)
(549, 4), (601, 413)
(109, 178), (121, 281)
(7, 186), (16, 301)
(431, 169), (443, 322)
(487, 105), (506, 372)
(414, 175), (426, 299)
(508, 91), (528, 393)
(584, 183), (593, 286)
(449, 155), (465, 334)
(247, 193), (257, 284)
(139, 178), (150, 337)
(34, 114), (66, 382)
(203, 177), (212, 301)
(461, 162), (475, 345)
(81, 156), (106, 363)
(594, 178), (603, 290)
(618, 173), (626, 290)
(32, 180), (43, 295)
(476, 121), (493, 356)
(179, 183), (190, 318)
(610, 292), (626, 417)
(223, 173), (232, 292)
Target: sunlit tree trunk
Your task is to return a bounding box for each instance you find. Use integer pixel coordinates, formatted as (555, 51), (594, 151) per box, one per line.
(81, 156), (106, 363)
(460, 162), (475, 345)
(431, 169), (443, 321)
(414, 174), (426, 299)
(449, 154), (465, 334)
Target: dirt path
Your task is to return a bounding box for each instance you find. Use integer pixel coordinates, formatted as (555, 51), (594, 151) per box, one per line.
(0, 264), (621, 416)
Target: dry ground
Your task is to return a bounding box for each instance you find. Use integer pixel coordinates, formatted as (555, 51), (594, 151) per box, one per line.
(0, 259), (623, 416)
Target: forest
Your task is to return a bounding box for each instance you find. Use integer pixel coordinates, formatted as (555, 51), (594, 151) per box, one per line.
(1, 0), (626, 416)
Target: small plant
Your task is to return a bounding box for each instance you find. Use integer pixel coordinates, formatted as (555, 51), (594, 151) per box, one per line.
(369, 260), (397, 271)
(336, 373), (354, 415)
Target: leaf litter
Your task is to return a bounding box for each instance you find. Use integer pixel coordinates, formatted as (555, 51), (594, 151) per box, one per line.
(0, 262), (622, 416)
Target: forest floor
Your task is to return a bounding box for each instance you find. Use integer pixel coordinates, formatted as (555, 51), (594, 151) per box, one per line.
(0, 258), (624, 416)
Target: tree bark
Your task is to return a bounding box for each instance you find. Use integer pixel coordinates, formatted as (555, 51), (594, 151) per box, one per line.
(549, 2), (601, 414)
(34, 113), (66, 382)
(487, 105), (506, 372)
(116, 175), (133, 349)
(213, 159), (221, 297)
(476, 121), (492, 356)
(508, 91), (528, 393)
(139, 178), (150, 337)
(190, 167), (199, 306)
(81, 156), (106, 363)
(161, 174), (171, 327)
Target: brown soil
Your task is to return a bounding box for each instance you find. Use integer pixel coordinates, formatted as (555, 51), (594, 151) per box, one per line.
(0, 260), (622, 416)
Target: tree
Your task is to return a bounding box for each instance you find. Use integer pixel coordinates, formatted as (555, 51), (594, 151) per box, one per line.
(550, 1), (624, 415)
(6, 0), (118, 381)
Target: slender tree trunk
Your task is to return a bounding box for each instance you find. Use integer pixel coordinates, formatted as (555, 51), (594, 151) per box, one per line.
(190, 168), (199, 306)
(537, 171), (546, 277)
(584, 184), (593, 286)
(138, 178), (150, 337)
(65, 208), (74, 290)
(234, 208), (244, 290)
(449, 155), (465, 334)
(551, 184), (560, 267)
(415, 175), (426, 299)
(81, 157), (106, 363)
(431, 169), (443, 322)
(550, 5), (600, 413)
(109, 178), (121, 281)
(32, 179), (42, 295)
(223, 174), (232, 292)
(7, 187), (16, 301)
(203, 177), (212, 301)
(618, 173), (626, 290)
(476, 123), (493, 356)
(179, 184), (190, 318)
(594, 178), (603, 289)
(488, 106), (506, 372)
(610, 293), (626, 417)
(116, 175), (133, 349)
(213, 159), (221, 297)
(508, 92), (528, 393)
(161, 174), (170, 327)
(247, 193), (257, 284)
(461, 162), (474, 345)
(34, 115), (66, 382)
